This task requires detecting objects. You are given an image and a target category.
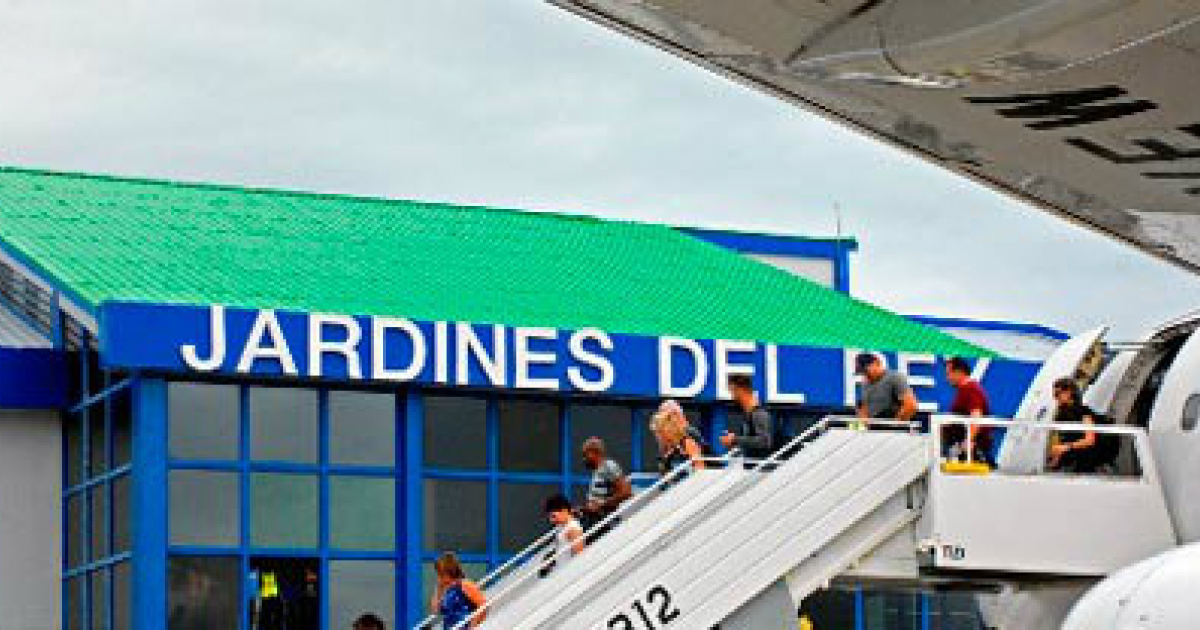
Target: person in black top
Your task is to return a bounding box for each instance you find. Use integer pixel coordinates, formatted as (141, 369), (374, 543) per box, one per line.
(1048, 377), (1102, 472)
(652, 407), (705, 474)
(719, 374), (773, 460)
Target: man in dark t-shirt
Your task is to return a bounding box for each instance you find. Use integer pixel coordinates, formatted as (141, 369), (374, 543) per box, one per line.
(720, 374), (774, 460)
(945, 357), (993, 465)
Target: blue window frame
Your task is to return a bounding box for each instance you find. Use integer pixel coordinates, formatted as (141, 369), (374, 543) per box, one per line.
(61, 338), (133, 630)
(414, 392), (713, 623)
(93, 370), (978, 629)
(159, 381), (405, 630)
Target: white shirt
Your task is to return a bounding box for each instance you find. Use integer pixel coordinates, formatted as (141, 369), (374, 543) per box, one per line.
(554, 517), (584, 562)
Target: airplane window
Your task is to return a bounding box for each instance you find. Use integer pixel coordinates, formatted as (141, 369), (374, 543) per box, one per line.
(1183, 394), (1200, 432)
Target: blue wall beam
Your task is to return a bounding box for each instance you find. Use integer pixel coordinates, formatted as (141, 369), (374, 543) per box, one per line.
(905, 315), (1071, 341)
(394, 391), (406, 630)
(238, 384), (251, 630)
(318, 390), (331, 630)
(132, 377), (168, 630)
(403, 391), (424, 628)
(678, 227), (858, 259)
(486, 395), (501, 571)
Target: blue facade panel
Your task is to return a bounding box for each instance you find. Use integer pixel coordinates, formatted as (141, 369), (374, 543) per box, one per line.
(0, 347), (67, 409)
(98, 301), (1039, 416)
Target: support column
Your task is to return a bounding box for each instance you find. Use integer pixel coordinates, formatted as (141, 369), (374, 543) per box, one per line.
(132, 377), (167, 629)
(402, 391), (424, 627)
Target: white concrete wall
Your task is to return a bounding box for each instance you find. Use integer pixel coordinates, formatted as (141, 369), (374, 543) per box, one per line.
(0, 410), (62, 629)
(746, 253), (835, 288)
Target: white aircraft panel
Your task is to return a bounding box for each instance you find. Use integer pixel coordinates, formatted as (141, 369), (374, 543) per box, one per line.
(551, 0), (1200, 273)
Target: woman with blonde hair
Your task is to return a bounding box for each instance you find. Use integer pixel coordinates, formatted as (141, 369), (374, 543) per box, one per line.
(652, 400), (705, 474)
(430, 552), (486, 628)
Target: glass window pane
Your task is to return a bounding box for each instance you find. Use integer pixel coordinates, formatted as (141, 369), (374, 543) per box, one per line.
(168, 556), (240, 630)
(329, 560), (395, 630)
(113, 561), (132, 630)
(570, 404), (632, 474)
(421, 560), (488, 618)
(169, 383), (239, 461)
(89, 406), (107, 477)
(113, 474), (131, 554)
(928, 592), (984, 630)
(169, 470), (239, 547)
(91, 569), (108, 630)
(423, 479), (486, 553)
(66, 412), (84, 487)
(330, 476), (395, 551)
(67, 574), (84, 630)
(863, 590), (921, 630)
(499, 483), (559, 554)
(67, 492), (85, 569)
(248, 557), (321, 627)
(249, 387), (317, 463)
(499, 399), (560, 473)
(1183, 393), (1200, 432)
(251, 473), (318, 548)
(330, 391), (396, 466)
(111, 387), (133, 467)
(91, 484), (108, 560)
(801, 588), (856, 629)
(423, 396), (487, 469)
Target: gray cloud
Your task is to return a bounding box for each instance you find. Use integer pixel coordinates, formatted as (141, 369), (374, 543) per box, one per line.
(1, 0), (1196, 340)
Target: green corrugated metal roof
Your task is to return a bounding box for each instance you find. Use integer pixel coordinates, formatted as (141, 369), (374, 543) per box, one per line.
(0, 166), (991, 356)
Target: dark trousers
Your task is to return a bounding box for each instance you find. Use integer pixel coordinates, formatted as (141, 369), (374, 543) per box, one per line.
(942, 425), (994, 466)
(579, 510), (619, 544)
(1057, 447), (1101, 473)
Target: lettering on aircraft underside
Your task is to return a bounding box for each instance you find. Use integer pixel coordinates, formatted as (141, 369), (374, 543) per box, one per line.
(966, 86), (1200, 196)
(965, 86), (1157, 130)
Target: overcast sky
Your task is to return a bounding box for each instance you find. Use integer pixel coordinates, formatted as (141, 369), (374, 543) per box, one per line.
(2, 1), (1198, 339)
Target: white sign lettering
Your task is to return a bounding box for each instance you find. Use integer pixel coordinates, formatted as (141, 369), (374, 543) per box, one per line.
(180, 304), (226, 371)
(309, 313), (362, 379)
(236, 309), (297, 375)
(371, 317), (426, 382)
(567, 328), (614, 393)
(514, 327), (560, 390)
(174, 306), (996, 406)
(658, 337), (708, 398)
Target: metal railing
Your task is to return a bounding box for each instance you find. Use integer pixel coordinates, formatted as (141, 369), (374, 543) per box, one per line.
(415, 449), (739, 630)
(929, 415), (1152, 479)
(419, 415), (914, 629)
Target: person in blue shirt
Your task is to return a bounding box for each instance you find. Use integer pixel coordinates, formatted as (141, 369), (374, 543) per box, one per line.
(430, 552), (486, 629)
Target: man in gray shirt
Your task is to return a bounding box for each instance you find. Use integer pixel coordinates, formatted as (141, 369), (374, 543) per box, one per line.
(856, 353), (918, 423)
(579, 437), (631, 538)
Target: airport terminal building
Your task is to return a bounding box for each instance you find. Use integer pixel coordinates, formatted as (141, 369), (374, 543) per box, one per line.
(0, 167), (1048, 629)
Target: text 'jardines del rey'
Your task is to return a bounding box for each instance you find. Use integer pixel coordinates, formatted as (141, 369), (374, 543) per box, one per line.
(176, 305), (811, 401)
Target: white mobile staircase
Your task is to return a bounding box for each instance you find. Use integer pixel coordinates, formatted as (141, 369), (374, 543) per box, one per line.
(418, 416), (1177, 630)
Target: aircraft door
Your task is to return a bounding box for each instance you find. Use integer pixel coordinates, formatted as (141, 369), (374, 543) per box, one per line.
(997, 326), (1107, 474)
(1083, 350), (1135, 414)
(1148, 329), (1200, 542)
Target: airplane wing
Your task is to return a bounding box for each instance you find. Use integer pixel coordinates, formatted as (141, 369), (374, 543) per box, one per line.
(549, 0), (1200, 273)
